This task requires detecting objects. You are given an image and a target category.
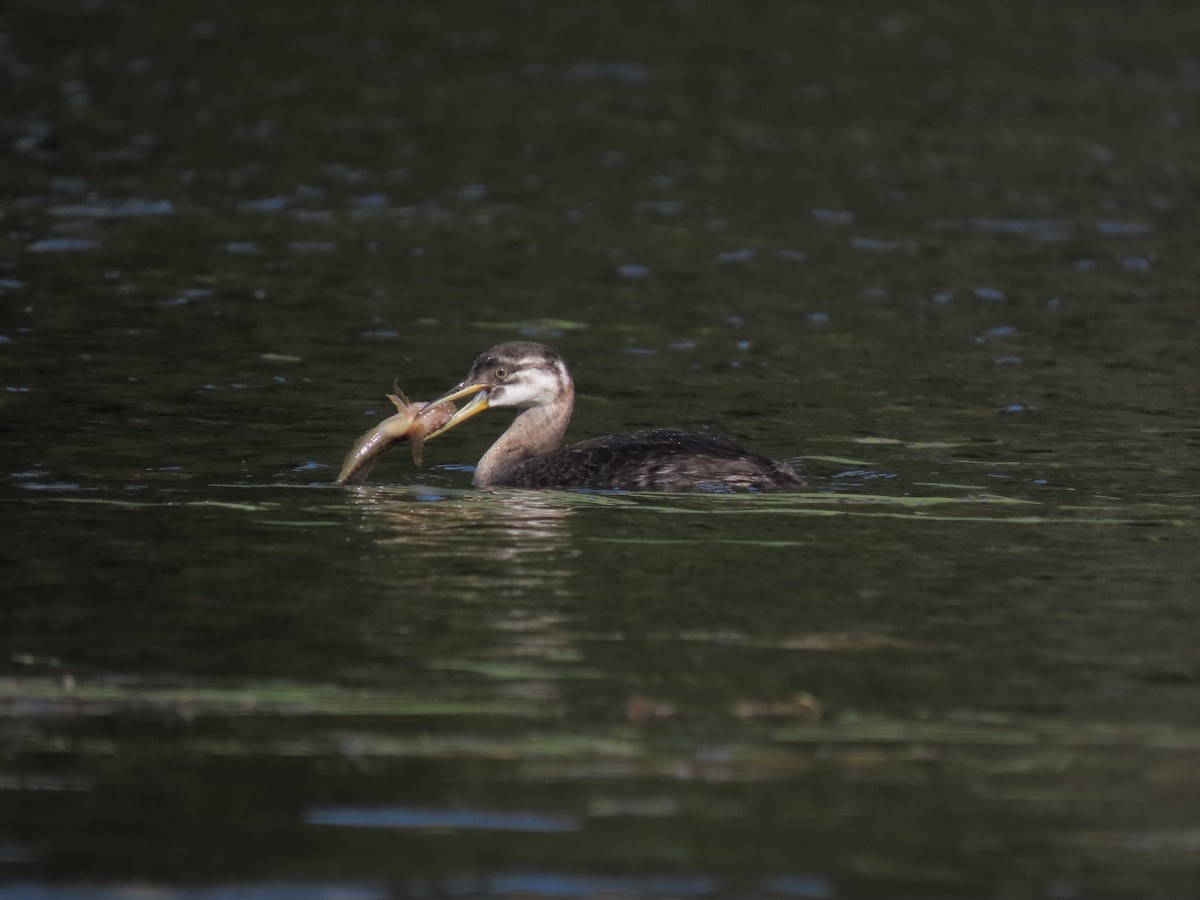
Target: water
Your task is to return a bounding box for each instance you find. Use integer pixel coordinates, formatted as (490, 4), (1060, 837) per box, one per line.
(2, 2), (1199, 897)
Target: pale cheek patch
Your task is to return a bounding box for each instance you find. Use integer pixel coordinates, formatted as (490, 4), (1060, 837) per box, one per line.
(505, 364), (563, 407)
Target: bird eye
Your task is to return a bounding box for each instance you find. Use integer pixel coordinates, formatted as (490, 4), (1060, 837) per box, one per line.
(495, 366), (507, 380)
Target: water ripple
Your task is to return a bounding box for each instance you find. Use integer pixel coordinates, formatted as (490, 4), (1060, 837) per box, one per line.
(306, 806), (579, 832)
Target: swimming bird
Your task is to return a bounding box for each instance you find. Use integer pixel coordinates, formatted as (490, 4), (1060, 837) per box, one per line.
(418, 341), (805, 492)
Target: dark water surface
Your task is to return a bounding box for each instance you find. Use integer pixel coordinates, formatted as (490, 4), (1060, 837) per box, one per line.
(2, 3), (1199, 897)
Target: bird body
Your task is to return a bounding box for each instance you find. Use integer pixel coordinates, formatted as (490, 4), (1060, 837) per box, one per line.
(419, 341), (805, 493)
(479, 427), (806, 492)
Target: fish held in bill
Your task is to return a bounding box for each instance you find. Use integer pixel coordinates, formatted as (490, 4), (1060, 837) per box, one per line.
(335, 391), (456, 485)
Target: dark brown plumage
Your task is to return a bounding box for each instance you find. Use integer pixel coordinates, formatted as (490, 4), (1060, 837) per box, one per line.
(483, 427), (803, 491)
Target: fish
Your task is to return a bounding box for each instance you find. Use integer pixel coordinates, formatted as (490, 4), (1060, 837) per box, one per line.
(335, 390), (456, 485)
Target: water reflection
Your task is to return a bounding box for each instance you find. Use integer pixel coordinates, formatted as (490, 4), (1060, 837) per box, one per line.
(342, 484), (577, 567)
(484, 874), (719, 897)
(0, 886), (389, 900)
(0, 875), (837, 899)
(338, 487), (585, 704)
(306, 805), (580, 832)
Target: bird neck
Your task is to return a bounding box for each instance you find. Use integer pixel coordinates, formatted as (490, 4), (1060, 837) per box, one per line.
(474, 387), (573, 486)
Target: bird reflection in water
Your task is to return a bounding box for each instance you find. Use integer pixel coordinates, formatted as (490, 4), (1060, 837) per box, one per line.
(342, 487), (582, 702)
(344, 484), (576, 565)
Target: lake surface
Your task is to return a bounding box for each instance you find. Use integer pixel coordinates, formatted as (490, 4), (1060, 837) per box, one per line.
(2, 2), (1199, 898)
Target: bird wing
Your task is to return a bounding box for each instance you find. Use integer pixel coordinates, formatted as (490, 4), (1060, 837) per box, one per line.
(497, 429), (802, 491)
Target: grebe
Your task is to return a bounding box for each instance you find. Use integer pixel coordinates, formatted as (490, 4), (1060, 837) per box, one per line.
(419, 341), (805, 492)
